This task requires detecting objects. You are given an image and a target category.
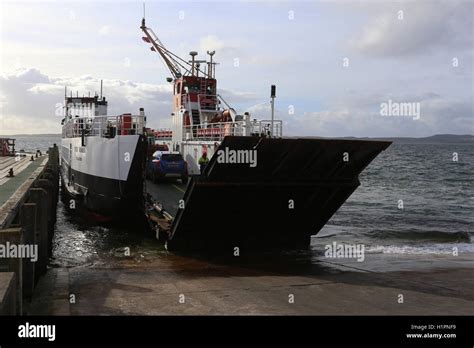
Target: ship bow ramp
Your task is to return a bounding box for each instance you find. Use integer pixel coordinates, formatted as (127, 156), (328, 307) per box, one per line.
(167, 136), (391, 252)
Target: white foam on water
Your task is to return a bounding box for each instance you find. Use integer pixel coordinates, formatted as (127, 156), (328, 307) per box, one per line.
(366, 243), (474, 255)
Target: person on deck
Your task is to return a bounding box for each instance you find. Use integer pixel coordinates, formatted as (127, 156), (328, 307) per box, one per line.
(198, 152), (209, 174)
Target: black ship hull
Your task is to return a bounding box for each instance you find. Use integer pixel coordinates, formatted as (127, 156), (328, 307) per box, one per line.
(60, 134), (147, 222)
(166, 136), (392, 251)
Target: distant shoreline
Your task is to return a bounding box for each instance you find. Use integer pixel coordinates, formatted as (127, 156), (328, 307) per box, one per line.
(345, 134), (474, 144)
(292, 134), (473, 144)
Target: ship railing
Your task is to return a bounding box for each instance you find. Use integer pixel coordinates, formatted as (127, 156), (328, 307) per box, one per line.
(180, 93), (234, 116)
(62, 115), (146, 139)
(183, 121), (247, 141)
(181, 94), (189, 108)
(154, 129), (172, 140)
(196, 94), (236, 115)
(197, 94), (219, 112)
(0, 138), (15, 156)
(251, 120), (283, 138)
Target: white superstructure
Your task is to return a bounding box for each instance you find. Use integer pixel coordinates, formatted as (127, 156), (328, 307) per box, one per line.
(60, 88), (147, 220)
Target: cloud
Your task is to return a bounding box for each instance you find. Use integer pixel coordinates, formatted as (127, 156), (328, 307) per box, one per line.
(9, 68), (50, 84)
(219, 88), (260, 104)
(199, 35), (226, 53)
(351, 2), (473, 57)
(0, 67), (264, 135)
(28, 83), (64, 95)
(98, 25), (111, 36)
(198, 35), (240, 59)
(0, 66), (471, 137)
(282, 92), (473, 137)
(0, 68), (173, 134)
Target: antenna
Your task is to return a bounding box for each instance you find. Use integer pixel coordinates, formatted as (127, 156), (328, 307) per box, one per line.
(194, 60), (206, 78)
(207, 50), (216, 78)
(141, 2), (146, 27)
(189, 51), (198, 76)
(100, 80), (103, 99)
(64, 86), (67, 98)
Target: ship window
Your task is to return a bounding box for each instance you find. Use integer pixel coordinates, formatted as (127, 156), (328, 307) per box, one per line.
(189, 84), (200, 93)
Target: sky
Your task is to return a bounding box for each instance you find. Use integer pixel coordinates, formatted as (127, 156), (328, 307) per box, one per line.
(0, 0), (472, 137)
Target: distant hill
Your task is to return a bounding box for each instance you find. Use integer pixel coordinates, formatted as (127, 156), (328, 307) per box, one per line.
(369, 134), (473, 144)
(300, 134), (473, 144)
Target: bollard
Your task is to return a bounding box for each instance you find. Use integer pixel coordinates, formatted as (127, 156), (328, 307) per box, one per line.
(8, 168), (14, 177)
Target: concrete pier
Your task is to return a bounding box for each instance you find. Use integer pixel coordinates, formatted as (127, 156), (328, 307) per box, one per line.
(28, 252), (474, 315)
(15, 175), (472, 316)
(0, 145), (60, 314)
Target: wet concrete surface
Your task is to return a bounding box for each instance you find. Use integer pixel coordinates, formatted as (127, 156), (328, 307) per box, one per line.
(28, 251), (474, 315)
(27, 180), (474, 315)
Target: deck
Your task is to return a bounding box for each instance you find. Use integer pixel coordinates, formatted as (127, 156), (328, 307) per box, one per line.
(0, 155), (48, 228)
(145, 178), (186, 217)
(0, 147), (60, 315)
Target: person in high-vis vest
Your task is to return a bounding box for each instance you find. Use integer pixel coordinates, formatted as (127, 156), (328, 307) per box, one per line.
(198, 152), (209, 174)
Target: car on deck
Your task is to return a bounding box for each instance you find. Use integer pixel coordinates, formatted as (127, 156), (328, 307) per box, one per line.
(146, 150), (189, 184)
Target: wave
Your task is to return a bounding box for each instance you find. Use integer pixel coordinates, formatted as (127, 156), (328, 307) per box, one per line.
(366, 244), (474, 255)
(368, 230), (471, 243)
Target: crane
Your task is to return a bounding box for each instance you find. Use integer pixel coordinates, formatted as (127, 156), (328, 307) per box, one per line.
(142, 17), (216, 80)
(140, 17), (188, 80)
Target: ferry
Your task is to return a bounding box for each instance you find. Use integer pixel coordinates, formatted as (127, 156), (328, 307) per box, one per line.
(60, 86), (147, 221)
(140, 17), (392, 251)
